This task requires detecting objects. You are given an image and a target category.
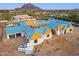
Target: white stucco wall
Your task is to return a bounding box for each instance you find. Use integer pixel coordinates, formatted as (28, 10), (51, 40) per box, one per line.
(44, 33), (52, 40)
(27, 35), (44, 47)
(6, 32), (23, 40)
(60, 30), (64, 34)
(27, 33), (53, 47)
(21, 33), (24, 37)
(66, 29), (73, 33)
(7, 35), (10, 39)
(56, 30), (61, 35)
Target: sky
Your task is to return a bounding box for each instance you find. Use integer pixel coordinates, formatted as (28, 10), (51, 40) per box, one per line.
(0, 3), (79, 10)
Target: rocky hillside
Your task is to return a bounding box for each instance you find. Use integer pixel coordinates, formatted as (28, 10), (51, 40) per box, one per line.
(21, 3), (41, 10)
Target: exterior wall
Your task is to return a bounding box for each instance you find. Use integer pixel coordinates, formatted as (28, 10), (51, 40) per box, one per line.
(56, 24), (64, 35)
(60, 30), (64, 34)
(6, 24), (14, 26)
(6, 32), (23, 40)
(6, 34), (16, 40)
(34, 35), (45, 45)
(27, 35), (44, 46)
(28, 32), (52, 47)
(32, 32), (42, 40)
(56, 24), (73, 35)
(29, 29), (53, 46)
(7, 35), (10, 39)
(56, 30), (61, 35)
(21, 33), (24, 37)
(44, 29), (52, 39)
(63, 25), (73, 34)
(12, 15), (36, 21)
(66, 28), (73, 33)
(56, 25), (73, 35)
(56, 29), (70, 35)
(44, 33), (52, 40)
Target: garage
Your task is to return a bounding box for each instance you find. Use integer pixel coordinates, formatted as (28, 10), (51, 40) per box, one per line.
(9, 34), (15, 39)
(16, 33), (21, 37)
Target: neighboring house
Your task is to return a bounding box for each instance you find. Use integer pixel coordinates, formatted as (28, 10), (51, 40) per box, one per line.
(0, 20), (8, 23)
(12, 15), (36, 21)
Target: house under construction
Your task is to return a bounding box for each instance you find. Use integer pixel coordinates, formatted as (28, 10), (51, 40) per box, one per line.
(4, 15), (73, 46)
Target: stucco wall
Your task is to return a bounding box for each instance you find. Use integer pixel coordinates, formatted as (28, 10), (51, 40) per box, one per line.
(27, 32), (52, 47)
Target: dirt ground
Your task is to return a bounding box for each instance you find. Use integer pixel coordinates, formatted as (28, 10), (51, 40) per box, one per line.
(0, 26), (31, 56)
(34, 26), (79, 56)
(0, 28), (3, 41)
(0, 26), (79, 56)
(0, 37), (27, 56)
